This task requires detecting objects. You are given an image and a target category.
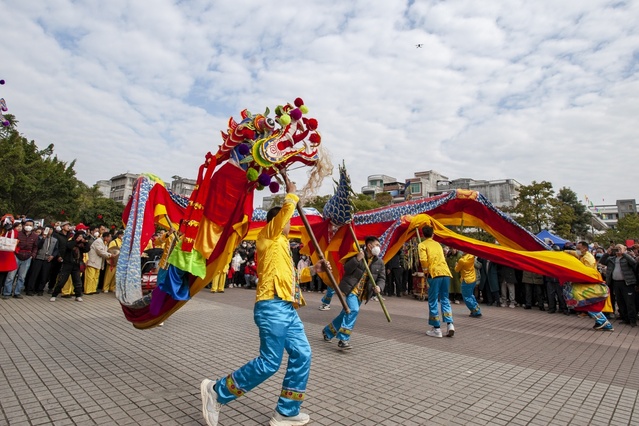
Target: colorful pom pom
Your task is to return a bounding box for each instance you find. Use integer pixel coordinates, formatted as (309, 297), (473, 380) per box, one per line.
(275, 105), (283, 116)
(269, 182), (280, 193)
(257, 184), (265, 191)
(247, 168), (259, 181)
(309, 133), (321, 144)
(0, 80), (5, 85)
(258, 172), (272, 186)
(306, 118), (318, 130)
(279, 114), (291, 126)
(290, 108), (302, 121)
(294, 98), (304, 107)
(300, 105), (309, 114)
(2, 121), (9, 127)
(238, 144), (250, 156)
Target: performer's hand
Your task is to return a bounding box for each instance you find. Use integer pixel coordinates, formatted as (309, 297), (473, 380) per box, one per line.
(375, 285), (381, 294)
(314, 260), (330, 274)
(286, 179), (297, 194)
(356, 250), (365, 261)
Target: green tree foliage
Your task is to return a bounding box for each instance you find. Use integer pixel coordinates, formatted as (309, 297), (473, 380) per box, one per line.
(0, 116), (123, 225)
(74, 184), (125, 229)
(506, 181), (555, 234)
(594, 214), (639, 246)
(554, 187), (590, 238)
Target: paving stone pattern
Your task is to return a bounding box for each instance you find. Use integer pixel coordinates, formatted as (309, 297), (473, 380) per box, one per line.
(1, 289), (638, 425)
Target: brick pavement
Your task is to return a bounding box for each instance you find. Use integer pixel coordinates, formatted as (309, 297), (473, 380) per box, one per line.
(1, 288), (638, 425)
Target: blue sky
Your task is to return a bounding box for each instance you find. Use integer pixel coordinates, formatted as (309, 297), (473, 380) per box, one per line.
(1, 0), (638, 208)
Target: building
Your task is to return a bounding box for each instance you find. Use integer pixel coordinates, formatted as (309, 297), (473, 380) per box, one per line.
(170, 176), (197, 198)
(588, 199), (638, 229)
(361, 170), (521, 208)
(95, 180), (111, 198)
(108, 173), (140, 204)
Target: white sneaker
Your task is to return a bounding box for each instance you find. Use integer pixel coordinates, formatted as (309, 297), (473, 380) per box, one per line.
(500, 303), (507, 307)
(318, 304), (330, 311)
(371, 296), (379, 302)
(454, 300), (460, 304)
(200, 379), (222, 426)
(49, 297), (56, 302)
(103, 290), (109, 294)
(509, 303), (516, 309)
(447, 323), (455, 337)
(75, 297), (83, 302)
(270, 411), (310, 426)
(426, 327), (443, 338)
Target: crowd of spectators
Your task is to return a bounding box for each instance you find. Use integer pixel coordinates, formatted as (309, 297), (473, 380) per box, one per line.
(0, 214), (124, 302)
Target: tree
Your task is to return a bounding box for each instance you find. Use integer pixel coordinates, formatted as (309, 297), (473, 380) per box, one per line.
(0, 124), (83, 220)
(554, 187), (590, 238)
(74, 184), (125, 229)
(594, 214), (639, 246)
(506, 181), (555, 234)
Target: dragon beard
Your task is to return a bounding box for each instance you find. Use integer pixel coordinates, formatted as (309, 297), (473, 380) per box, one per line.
(298, 145), (333, 205)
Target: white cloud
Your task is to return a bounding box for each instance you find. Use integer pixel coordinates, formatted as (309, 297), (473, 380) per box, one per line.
(1, 0), (637, 212)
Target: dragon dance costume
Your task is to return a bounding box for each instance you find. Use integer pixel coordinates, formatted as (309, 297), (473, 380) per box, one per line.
(213, 193), (311, 417)
(455, 253), (482, 317)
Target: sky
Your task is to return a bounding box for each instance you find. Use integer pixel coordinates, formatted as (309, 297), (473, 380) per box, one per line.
(1, 0), (638, 209)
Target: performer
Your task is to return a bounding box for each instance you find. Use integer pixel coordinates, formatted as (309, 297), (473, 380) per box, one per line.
(200, 180), (327, 426)
(318, 286), (334, 310)
(455, 252), (482, 317)
(566, 241), (613, 331)
(419, 225), (455, 337)
(321, 236), (385, 350)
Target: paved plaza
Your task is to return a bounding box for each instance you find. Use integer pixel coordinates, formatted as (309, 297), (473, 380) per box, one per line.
(1, 288), (638, 425)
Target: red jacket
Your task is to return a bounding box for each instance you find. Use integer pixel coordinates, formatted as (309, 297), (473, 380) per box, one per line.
(15, 231), (39, 260)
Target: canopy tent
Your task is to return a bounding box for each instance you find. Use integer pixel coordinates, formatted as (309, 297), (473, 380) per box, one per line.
(536, 229), (568, 248)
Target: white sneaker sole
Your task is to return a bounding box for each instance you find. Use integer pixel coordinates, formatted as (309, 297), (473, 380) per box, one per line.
(200, 379), (215, 426)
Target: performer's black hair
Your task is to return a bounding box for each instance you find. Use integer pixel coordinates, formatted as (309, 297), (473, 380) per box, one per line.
(422, 226), (434, 239)
(266, 207), (282, 223)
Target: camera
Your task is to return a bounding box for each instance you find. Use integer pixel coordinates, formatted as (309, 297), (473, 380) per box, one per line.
(611, 248), (618, 255)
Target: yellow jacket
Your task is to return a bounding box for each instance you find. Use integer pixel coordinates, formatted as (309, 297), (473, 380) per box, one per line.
(567, 250), (597, 270)
(255, 193), (300, 304)
(455, 253), (476, 283)
(418, 238), (452, 278)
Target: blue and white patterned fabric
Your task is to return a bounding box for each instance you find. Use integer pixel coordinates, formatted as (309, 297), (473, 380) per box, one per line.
(251, 207), (321, 222)
(322, 164), (354, 226)
(116, 178), (152, 305)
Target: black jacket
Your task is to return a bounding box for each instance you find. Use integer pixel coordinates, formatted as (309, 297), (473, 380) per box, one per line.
(600, 253), (637, 286)
(338, 254), (386, 300)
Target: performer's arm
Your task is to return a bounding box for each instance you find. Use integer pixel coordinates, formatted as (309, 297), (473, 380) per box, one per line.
(263, 193), (298, 240)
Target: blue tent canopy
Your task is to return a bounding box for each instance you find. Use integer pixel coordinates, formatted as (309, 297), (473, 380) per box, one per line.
(536, 230), (568, 248)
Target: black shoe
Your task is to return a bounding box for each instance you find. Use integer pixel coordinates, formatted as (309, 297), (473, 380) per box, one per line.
(547, 309), (556, 314)
(563, 310), (570, 315)
(322, 330), (332, 342)
(47, 289), (53, 294)
(1, 295), (10, 300)
(338, 340), (351, 350)
(539, 307), (546, 311)
(25, 292), (34, 296)
(524, 305), (531, 310)
(13, 294), (23, 299)
(36, 292), (43, 296)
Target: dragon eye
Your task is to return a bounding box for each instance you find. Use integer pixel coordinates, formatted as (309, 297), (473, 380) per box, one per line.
(266, 118), (275, 128)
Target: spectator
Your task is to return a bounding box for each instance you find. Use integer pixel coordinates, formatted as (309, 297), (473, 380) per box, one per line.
(85, 232), (112, 295)
(0, 215), (18, 294)
(25, 226), (59, 296)
(385, 251), (404, 297)
(245, 260), (258, 289)
(297, 255), (310, 291)
(50, 229), (90, 302)
(498, 264), (518, 308)
(600, 244), (637, 327)
(478, 258), (500, 306)
(103, 231), (123, 294)
(3, 219), (39, 299)
(522, 270), (545, 310)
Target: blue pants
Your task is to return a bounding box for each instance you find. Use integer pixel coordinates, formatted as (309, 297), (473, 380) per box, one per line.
(321, 286), (335, 305)
(3, 257), (31, 296)
(428, 276), (453, 328)
(588, 311), (608, 327)
(323, 293), (360, 341)
(461, 280), (481, 316)
(216, 299), (311, 417)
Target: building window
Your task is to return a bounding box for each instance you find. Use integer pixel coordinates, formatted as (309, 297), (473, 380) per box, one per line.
(410, 183), (421, 194)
